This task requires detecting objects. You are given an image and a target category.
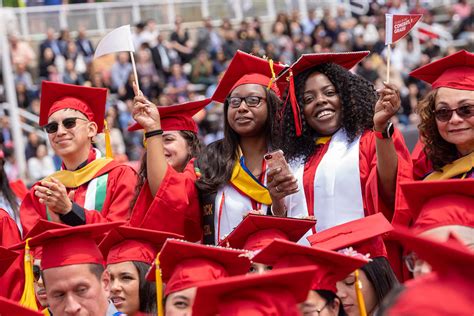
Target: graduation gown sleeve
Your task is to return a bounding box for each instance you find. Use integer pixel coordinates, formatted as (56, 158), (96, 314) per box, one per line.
(0, 210), (21, 247)
(129, 159), (202, 242)
(0, 250), (23, 301)
(20, 164), (137, 236)
(360, 129), (413, 222)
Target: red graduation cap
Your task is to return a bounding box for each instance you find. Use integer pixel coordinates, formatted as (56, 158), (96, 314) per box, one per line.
(385, 227), (474, 315)
(400, 179), (474, 232)
(127, 98), (211, 133)
(307, 213), (393, 258)
(0, 296), (43, 316)
(99, 226), (182, 265)
(409, 50), (474, 90)
(211, 50), (286, 103)
(147, 239), (250, 296)
(218, 214), (316, 251)
(39, 81), (108, 132)
(25, 222), (123, 270)
(192, 266), (318, 316)
(387, 226), (474, 276)
(276, 51), (370, 136)
(0, 246), (20, 277)
(252, 239), (368, 292)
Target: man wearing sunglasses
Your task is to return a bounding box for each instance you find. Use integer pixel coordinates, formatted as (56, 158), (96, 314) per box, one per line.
(20, 81), (137, 235)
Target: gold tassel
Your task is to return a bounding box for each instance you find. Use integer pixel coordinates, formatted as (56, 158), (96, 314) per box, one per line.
(155, 254), (164, 316)
(354, 269), (367, 316)
(104, 120), (113, 159)
(20, 238), (39, 311)
(266, 59), (276, 90)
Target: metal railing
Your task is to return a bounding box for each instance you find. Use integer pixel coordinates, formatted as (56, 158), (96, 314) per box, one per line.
(7, 0), (354, 41)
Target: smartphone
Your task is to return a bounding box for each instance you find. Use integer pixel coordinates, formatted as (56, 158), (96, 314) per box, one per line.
(264, 149), (290, 174)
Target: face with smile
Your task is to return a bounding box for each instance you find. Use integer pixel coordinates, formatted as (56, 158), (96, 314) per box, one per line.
(302, 72), (343, 136)
(43, 263), (110, 316)
(46, 109), (97, 160)
(164, 286), (197, 316)
(226, 84), (269, 137)
(434, 87), (474, 155)
(108, 261), (140, 316)
(162, 131), (191, 172)
(336, 270), (377, 316)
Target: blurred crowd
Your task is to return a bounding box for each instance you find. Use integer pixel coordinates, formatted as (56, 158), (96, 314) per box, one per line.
(0, 0), (472, 185)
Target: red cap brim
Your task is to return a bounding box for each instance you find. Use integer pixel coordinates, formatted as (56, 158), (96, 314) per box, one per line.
(40, 81), (108, 132)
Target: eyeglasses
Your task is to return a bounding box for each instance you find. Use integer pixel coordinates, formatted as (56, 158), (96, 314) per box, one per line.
(403, 252), (421, 273)
(433, 105), (474, 122)
(227, 96), (266, 108)
(302, 301), (329, 316)
(43, 117), (89, 134)
(33, 264), (41, 282)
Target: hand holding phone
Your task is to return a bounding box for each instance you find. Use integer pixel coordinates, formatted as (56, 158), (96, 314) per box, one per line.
(264, 149), (290, 175)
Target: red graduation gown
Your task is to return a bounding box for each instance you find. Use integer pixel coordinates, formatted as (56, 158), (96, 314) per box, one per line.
(0, 209), (21, 247)
(303, 129), (413, 279)
(19, 151), (138, 236)
(129, 159), (202, 242)
(0, 249), (23, 301)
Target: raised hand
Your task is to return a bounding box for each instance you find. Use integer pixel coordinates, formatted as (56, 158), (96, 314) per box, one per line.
(373, 82), (401, 131)
(132, 82), (161, 132)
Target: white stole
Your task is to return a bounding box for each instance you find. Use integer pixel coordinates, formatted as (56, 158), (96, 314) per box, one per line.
(313, 129), (364, 232)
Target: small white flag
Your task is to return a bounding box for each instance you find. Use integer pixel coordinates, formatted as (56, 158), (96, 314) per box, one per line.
(94, 25), (135, 59)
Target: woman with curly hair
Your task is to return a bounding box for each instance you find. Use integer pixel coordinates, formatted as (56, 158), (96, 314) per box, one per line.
(277, 51), (412, 236)
(409, 50), (474, 181)
(196, 51), (304, 245)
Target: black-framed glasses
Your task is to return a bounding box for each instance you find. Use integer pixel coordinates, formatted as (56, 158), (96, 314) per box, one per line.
(43, 117), (89, 134)
(433, 105), (474, 122)
(33, 264), (41, 282)
(227, 96), (266, 108)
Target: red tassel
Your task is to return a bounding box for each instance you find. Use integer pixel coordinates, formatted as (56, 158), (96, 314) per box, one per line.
(288, 71), (303, 136)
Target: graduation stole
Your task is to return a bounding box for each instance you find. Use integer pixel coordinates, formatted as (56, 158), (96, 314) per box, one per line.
(229, 149), (272, 206)
(425, 151), (474, 181)
(43, 157), (114, 216)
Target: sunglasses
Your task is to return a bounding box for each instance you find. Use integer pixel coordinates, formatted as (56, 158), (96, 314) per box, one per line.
(43, 117), (89, 134)
(434, 105), (474, 122)
(33, 265), (41, 282)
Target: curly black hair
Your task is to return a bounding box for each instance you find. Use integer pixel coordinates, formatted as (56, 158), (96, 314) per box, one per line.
(196, 87), (282, 194)
(278, 63), (377, 163)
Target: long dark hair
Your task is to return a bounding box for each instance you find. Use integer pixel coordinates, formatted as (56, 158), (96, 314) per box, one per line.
(278, 63), (377, 163)
(0, 153), (19, 216)
(130, 130), (202, 210)
(133, 261), (157, 314)
(361, 257), (399, 306)
(315, 290), (347, 316)
(195, 87), (282, 194)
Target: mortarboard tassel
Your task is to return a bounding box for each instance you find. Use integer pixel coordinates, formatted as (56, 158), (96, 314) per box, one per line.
(287, 71), (303, 137)
(104, 120), (113, 159)
(354, 269), (367, 316)
(266, 59), (276, 91)
(20, 238), (39, 311)
(155, 254), (164, 316)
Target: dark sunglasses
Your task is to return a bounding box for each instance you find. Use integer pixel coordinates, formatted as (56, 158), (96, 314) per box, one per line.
(43, 117), (89, 134)
(33, 264), (41, 282)
(434, 105), (474, 122)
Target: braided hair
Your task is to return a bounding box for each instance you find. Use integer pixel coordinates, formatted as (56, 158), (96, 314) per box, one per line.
(278, 63), (377, 163)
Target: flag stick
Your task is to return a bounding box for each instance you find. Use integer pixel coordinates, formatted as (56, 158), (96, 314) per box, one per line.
(130, 51), (140, 92)
(386, 44), (391, 84)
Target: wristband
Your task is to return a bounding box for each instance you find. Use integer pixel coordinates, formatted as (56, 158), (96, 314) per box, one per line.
(145, 129), (163, 139)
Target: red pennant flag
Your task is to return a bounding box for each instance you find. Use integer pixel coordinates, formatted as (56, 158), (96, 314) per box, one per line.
(385, 14), (423, 45)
